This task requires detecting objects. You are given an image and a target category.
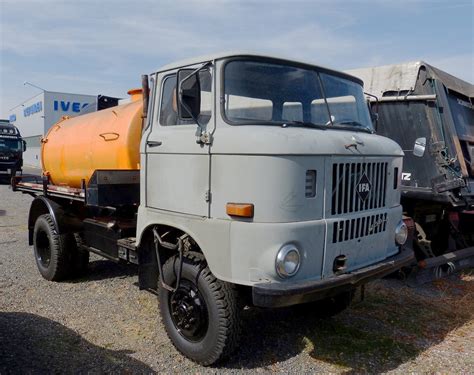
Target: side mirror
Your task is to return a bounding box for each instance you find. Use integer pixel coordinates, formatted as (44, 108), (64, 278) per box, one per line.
(413, 137), (426, 157)
(22, 140), (26, 152)
(177, 69), (201, 121)
(365, 93), (379, 131)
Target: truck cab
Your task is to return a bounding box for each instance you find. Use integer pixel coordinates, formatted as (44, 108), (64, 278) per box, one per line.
(138, 53), (411, 284)
(0, 120), (25, 180)
(14, 53), (413, 365)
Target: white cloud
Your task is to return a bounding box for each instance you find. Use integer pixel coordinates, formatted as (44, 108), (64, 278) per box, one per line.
(429, 54), (474, 83)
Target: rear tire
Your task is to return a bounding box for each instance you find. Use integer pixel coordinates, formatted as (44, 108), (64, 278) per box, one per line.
(159, 252), (241, 365)
(33, 214), (87, 281)
(33, 214), (72, 281)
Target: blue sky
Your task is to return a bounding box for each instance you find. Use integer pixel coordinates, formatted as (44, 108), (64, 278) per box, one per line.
(1, 0), (472, 117)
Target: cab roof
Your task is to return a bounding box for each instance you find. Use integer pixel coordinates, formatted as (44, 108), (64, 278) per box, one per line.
(154, 51), (363, 85)
(0, 123), (20, 135)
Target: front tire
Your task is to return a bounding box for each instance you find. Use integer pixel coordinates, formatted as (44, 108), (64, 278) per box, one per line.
(159, 252), (241, 365)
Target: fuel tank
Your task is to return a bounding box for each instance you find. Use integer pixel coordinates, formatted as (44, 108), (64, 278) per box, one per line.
(41, 89), (143, 187)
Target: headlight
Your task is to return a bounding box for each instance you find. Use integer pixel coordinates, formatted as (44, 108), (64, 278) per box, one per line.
(395, 220), (408, 245)
(275, 245), (301, 278)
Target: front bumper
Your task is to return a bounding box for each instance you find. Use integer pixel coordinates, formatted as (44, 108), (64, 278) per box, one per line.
(252, 247), (414, 308)
(0, 161), (21, 173)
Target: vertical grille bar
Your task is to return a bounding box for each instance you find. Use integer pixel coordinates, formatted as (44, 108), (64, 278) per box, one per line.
(382, 163), (387, 206)
(341, 164), (347, 214)
(338, 164), (344, 214)
(373, 163), (380, 209)
(332, 164), (338, 215)
(350, 163), (356, 213)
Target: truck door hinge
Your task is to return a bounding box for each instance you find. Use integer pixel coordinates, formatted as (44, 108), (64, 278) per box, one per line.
(197, 132), (213, 145)
(205, 190), (212, 203)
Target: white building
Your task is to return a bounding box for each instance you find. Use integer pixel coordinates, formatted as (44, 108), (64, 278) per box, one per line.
(9, 91), (118, 167)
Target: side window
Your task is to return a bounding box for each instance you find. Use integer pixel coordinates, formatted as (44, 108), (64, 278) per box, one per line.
(159, 75), (177, 126)
(159, 70), (212, 126)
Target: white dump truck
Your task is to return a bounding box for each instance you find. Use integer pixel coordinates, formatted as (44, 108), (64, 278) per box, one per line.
(348, 61), (474, 283)
(13, 53), (414, 365)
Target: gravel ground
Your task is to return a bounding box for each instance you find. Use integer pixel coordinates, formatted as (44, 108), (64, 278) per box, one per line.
(0, 174), (473, 373)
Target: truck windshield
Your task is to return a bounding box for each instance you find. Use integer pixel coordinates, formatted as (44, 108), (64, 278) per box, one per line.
(222, 59), (373, 131)
(446, 92), (474, 141)
(0, 138), (21, 151)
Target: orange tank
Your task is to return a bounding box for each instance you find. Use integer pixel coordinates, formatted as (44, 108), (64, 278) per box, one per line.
(41, 89), (143, 188)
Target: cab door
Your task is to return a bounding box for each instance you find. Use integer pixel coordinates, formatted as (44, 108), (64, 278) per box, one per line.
(144, 65), (214, 217)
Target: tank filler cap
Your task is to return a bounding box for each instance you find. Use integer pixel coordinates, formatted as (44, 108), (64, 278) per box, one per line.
(127, 88), (143, 102)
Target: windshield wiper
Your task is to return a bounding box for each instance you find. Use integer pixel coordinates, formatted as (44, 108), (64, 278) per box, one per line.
(281, 121), (326, 129)
(331, 120), (373, 133)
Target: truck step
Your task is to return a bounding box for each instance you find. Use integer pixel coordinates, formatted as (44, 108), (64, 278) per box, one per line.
(117, 237), (138, 265)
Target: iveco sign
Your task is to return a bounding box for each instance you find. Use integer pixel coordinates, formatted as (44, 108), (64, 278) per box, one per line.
(24, 102), (43, 117)
(53, 100), (89, 113)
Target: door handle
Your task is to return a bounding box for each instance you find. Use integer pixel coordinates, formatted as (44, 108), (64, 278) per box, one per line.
(147, 140), (162, 147)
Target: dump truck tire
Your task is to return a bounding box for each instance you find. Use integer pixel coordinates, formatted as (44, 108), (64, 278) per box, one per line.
(159, 252), (241, 365)
(33, 214), (75, 281)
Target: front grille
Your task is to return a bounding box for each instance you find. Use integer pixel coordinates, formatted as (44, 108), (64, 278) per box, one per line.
(331, 162), (388, 215)
(332, 212), (388, 243)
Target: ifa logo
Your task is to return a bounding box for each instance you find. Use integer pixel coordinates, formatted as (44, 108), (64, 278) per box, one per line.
(356, 173), (372, 201)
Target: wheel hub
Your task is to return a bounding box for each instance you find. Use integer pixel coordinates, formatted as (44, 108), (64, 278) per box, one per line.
(36, 230), (51, 267)
(169, 280), (208, 342)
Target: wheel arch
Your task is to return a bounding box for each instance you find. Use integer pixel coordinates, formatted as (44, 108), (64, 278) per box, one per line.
(137, 222), (205, 291)
(28, 196), (82, 245)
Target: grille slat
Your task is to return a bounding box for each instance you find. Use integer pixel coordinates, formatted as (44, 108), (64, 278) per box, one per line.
(349, 164), (356, 213)
(331, 161), (388, 215)
(332, 212), (388, 243)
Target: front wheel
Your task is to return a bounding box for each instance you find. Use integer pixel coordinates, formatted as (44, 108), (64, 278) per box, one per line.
(159, 252), (241, 365)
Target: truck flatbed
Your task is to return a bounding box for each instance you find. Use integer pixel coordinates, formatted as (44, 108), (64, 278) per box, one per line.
(12, 175), (86, 202)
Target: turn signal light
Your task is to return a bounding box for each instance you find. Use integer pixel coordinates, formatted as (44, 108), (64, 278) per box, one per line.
(226, 203), (254, 218)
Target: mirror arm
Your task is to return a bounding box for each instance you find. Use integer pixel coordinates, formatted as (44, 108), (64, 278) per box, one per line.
(364, 92), (379, 131)
(178, 61), (212, 143)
